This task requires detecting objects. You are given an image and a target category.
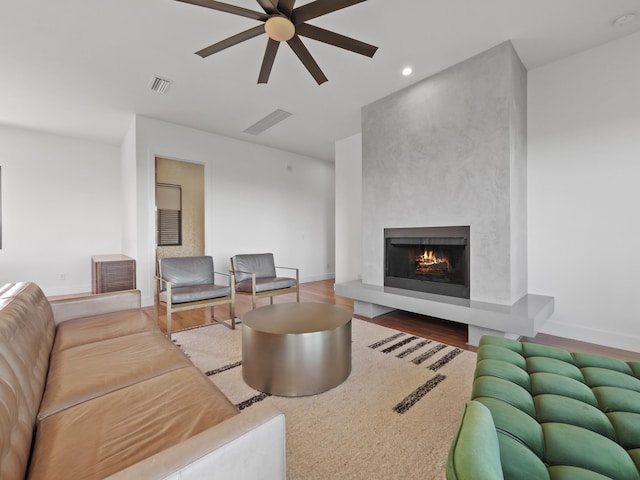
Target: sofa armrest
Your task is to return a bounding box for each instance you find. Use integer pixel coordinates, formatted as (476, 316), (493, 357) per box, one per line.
(49, 290), (142, 325)
(105, 402), (286, 480)
(447, 401), (504, 480)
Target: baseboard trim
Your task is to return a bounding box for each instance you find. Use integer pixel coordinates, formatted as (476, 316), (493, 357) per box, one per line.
(540, 320), (640, 354)
(301, 273), (334, 283)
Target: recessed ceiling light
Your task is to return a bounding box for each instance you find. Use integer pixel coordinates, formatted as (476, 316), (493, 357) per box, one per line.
(402, 66), (413, 76)
(612, 12), (637, 27)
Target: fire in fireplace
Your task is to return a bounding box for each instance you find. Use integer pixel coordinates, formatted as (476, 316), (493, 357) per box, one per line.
(384, 226), (470, 299)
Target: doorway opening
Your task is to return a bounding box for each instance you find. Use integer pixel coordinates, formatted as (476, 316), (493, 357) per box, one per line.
(155, 157), (205, 261)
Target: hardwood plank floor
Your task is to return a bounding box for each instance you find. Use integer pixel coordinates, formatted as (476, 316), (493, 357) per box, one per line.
(146, 279), (640, 362)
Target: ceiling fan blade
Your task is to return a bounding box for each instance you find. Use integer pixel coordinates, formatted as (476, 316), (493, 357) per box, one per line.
(258, 39), (280, 83)
(295, 23), (377, 57)
(196, 25), (266, 58)
(287, 35), (328, 85)
(292, 0), (366, 24)
(176, 0), (269, 22)
(277, 0), (296, 17)
(255, 0), (279, 15)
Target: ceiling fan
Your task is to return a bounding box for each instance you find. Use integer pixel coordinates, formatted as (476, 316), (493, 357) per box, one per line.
(176, 0), (378, 84)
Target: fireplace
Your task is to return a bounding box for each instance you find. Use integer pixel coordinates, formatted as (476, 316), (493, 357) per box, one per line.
(384, 226), (470, 299)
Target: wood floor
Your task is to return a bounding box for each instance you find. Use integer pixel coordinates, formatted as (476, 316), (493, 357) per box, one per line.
(147, 279), (640, 362)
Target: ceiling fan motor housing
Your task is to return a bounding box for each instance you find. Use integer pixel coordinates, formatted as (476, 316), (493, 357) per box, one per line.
(265, 16), (295, 42)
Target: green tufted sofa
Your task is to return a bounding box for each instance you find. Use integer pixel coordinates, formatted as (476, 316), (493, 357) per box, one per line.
(447, 336), (640, 480)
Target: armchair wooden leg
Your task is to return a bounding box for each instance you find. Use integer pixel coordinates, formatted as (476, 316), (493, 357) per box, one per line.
(167, 308), (172, 339)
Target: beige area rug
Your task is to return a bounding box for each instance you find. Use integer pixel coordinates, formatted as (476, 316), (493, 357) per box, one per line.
(172, 318), (476, 480)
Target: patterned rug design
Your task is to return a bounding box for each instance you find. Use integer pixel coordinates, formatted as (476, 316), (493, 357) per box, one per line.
(173, 318), (476, 479)
(366, 332), (464, 414)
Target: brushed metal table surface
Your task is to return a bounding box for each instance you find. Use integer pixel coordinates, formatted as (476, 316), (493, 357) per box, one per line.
(242, 302), (352, 397)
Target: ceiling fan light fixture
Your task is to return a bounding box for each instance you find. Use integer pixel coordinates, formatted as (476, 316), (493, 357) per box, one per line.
(264, 16), (295, 42)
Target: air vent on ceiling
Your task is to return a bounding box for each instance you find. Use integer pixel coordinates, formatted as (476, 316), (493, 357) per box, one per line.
(243, 109), (292, 135)
(150, 76), (172, 94)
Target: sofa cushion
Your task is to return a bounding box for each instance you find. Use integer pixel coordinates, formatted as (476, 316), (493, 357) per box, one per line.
(52, 308), (157, 352)
(547, 466), (612, 480)
(39, 331), (193, 422)
(534, 394), (617, 441)
(496, 431), (549, 480)
(530, 372), (599, 407)
(471, 376), (535, 417)
(28, 367), (239, 480)
(593, 386), (640, 414)
(607, 411), (640, 450)
(474, 359), (531, 391)
(477, 344), (527, 369)
(630, 449), (640, 471)
(474, 397), (544, 458)
(449, 335), (640, 480)
(543, 422), (639, 480)
(581, 366), (640, 393)
(572, 351), (635, 375)
(0, 283), (55, 480)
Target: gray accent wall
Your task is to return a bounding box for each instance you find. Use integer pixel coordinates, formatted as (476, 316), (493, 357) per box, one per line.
(361, 41), (527, 305)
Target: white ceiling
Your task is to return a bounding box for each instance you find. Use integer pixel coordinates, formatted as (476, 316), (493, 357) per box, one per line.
(1, 0), (639, 161)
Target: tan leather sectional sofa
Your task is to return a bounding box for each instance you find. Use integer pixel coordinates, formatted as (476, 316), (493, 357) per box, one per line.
(0, 282), (286, 480)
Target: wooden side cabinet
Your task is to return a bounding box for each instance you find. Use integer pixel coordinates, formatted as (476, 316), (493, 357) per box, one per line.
(92, 255), (136, 294)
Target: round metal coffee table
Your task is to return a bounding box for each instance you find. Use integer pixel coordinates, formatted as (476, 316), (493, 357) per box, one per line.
(242, 302), (352, 397)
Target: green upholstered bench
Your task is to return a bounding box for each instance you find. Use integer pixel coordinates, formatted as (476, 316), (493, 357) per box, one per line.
(447, 336), (640, 480)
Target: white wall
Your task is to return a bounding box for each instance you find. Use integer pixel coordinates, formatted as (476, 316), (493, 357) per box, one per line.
(128, 116), (335, 306)
(120, 117), (138, 258)
(335, 133), (362, 284)
(529, 32), (640, 352)
(0, 125), (122, 295)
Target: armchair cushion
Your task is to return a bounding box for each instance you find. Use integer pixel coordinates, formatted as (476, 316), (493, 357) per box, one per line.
(236, 277), (297, 294)
(159, 285), (231, 304)
(232, 254), (277, 283)
(159, 256), (215, 290)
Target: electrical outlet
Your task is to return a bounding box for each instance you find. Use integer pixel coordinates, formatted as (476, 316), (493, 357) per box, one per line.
(59, 273), (66, 281)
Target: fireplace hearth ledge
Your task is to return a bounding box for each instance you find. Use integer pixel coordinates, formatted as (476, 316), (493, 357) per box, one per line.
(334, 280), (554, 347)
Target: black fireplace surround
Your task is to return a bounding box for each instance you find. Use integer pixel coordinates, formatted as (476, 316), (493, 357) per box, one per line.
(384, 226), (470, 299)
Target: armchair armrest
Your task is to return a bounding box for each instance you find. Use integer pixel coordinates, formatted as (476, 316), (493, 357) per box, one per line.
(275, 266), (299, 273)
(276, 266), (299, 283)
(155, 275), (172, 295)
(229, 269), (256, 283)
(50, 290), (141, 325)
(213, 270), (235, 282)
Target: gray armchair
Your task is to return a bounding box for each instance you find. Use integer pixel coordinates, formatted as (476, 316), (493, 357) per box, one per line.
(156, 256), (235, 338)
(230, 253), (299, 309)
